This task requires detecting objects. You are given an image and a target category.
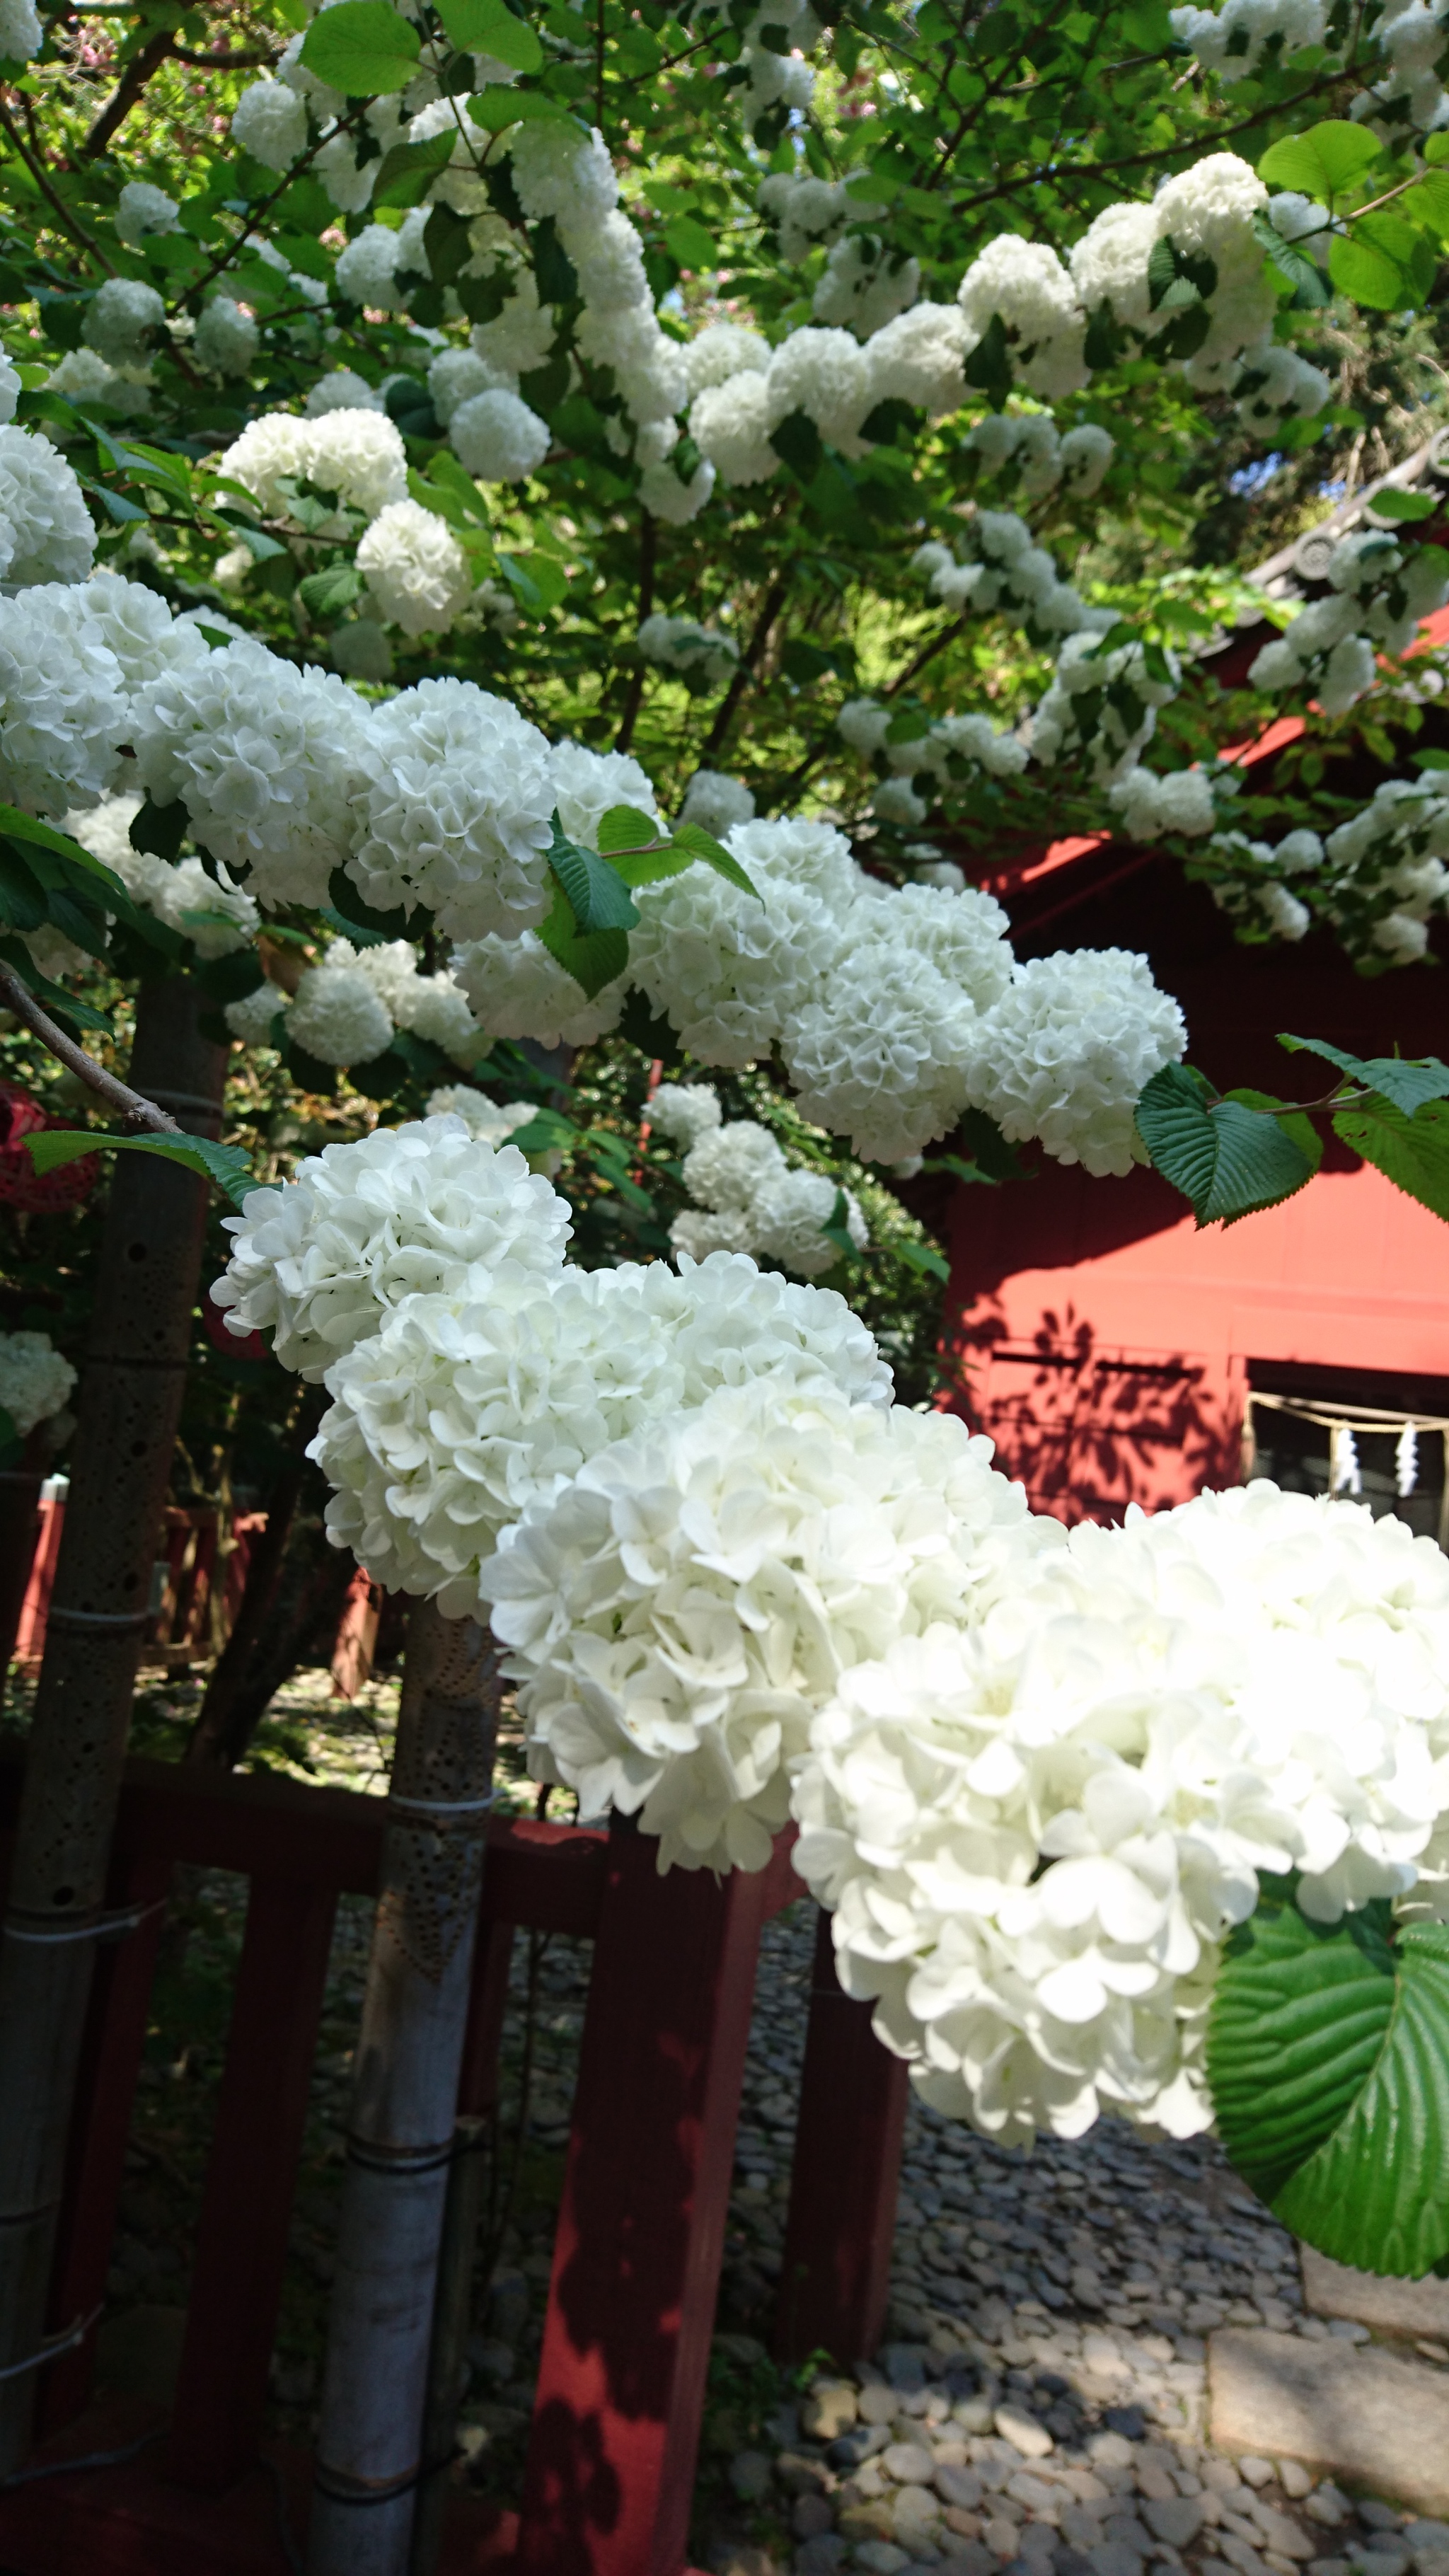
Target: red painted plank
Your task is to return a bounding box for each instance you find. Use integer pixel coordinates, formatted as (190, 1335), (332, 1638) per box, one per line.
(167, 1874), (338, 2493)
(515, 1815), (778, 2576)
(38, 1849), (172, 2437)
(774, 1905), (908, 2368)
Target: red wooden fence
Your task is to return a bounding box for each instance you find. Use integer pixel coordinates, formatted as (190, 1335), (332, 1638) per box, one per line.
(0, 1750), (909, 2576)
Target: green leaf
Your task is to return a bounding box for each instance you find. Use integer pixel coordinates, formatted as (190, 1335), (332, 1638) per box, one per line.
(1135, 1062), (1314, 1225)
(1208, 1884), (1449, 2276)
(671, 822), (760, 899)
(1333, 1096), (1449, 1221)
(438, 0), (543, 67)
(1258, 120), (1381, 206)
(595, 804), (662, 857)
(770, 408), (824, 480)
(369, 129), (460, 208)
(298, 0), (421, 92)
(820, 1184), (862, 1266)
(547, 814), (640, 934)
(1401, 169), (1449, 240)
(129, 798), (187, 863)
(664, 212), (717, 270)
(1279, 1033), (1449, 1116)
(1370, 486), (1438, 523)
(298, 564), (366, 620)
(0, 805), (126, 900)
(894, 1237), (950, 1284)
(496, 548), (567, 610)
(1330, 214), (1433, 312)
(25, 1128), (255, 1208)
(469, 84), (575, 127)
(536, 878), (630, 998)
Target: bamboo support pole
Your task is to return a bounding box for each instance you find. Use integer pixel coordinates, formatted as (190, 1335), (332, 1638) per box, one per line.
(307, 1597), (501, 2576)
(0, 976), (226, 2472)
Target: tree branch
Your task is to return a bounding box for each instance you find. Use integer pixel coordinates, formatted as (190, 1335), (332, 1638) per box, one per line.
(613, 509), (658, 756)
(81, 24), (178, 161)
(182, 104), (369, 306)
(0, 968), (180, 1134)
(700, 576), (789, 761)
(0, 98), (113, 270)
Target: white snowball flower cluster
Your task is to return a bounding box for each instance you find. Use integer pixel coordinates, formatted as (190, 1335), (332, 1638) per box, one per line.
(688, 369), (779, 487)
(676, 773), (755, 838)
(1205, 776), (1449, 966)
(484, 1381), (1026, 1874)
(314, 1247), (892, 1617)
(504, 120), (687, 429)
(859, 303), (971, 419)
(451, 927), (629, 1049)
(1171, 0), (1449, 147)
(129, 637), (375, 908)
(1108, 764), (1220, 842)
(0, 427), (96, 587)
(1252, 532), (1449, 716)
(83, 277), (165, 369)
(627, 824), (848, 1068)
(812, 234), (920, 340)
(756, 171), (880, 263)
(115, 180), (178, 248)
(449, 388), (551, 483)
(838, 693), (1029, 821)
(1232, 338), (1332, 431)
(425, 1086), (535, 1147)
(346, 678), (554, 941)
(0, 1331), (76, 1438)
(306, 369), (385, 418)
(44, 347), (152, 419)
(669, 1104), (872, 1277)
(286, 942), (394, 1069)
(964, 411), (1114, 501)
(794, 1481), (1449, 2146)
(0, 0), (42, 59)
(231, 76), (309, 171)
(636, 613), (738, 686)
(957, 236), (1087, 400)
(681, 323), (770, 399)
(550, 739), (660, 847)
(427, 349), (507, 424)
(106, 833), (261, 959)
(1032, 629), (1182, 785)
(911, 512), (1104, 642)
(469, 265), (556, 381)
(0, 584), (139, 815)
(219, 410), (408, 534)
(226, 980), (292, 1047)
(348, 937), (480, 1062)
(964, 949), (1186, 1177)
(647, 1080), (724, 1149)
(212, 1114), (572, 1378)
(356, 499), (473, 637)
(194, 297), (260, 379)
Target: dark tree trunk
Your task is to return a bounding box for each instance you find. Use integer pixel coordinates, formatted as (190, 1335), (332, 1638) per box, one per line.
(0, 976), (226, 2471)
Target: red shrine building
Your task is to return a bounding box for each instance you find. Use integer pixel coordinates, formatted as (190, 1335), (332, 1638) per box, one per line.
(938, 823), (1449, 1548)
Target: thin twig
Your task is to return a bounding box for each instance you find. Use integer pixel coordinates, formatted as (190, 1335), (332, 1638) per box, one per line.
(183, 105), (369, 306)
(700, 575), (789, 761)
(0, 98), (114, 270)
(613, 509), (658, 755)
(0, 967), (180, 1134)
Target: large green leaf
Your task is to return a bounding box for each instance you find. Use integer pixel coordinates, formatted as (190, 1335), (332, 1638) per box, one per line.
(369, 129), (460, 209)
(536, 879), (630, 998)
(25, 1128), (254, 1208)
(1135, 1063), (1313, 1225)
(298, 0), (421, 93)
(1257, 120), (1380, 207)
(1330, 215), (1436, 312)
(671, 823), (760, 898)
(1208, 1885), (1449, 2276)
(1280, 1034), (1449, 1116)
(548, 816), (640, 935)
(437, 0), (543, 67)
(1334, 1095), (1449, 1221)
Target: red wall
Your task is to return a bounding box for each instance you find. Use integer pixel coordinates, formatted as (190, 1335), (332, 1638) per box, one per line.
(937, 845), (1449, 1523)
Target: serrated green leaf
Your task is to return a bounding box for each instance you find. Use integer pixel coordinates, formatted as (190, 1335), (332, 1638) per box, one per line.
(1370, 485), (1438, 522)
(547, 815), (640, 935)
(536, 877), (630, 998)
(0, 806), (126, 899)
(1333, 1096), (1449, 1220)
(595, 804), (662, 858)
(327, 869), (412, 940)
(1258, 120), (1380, 205)
(1209, 1886), (1449, 2275)
(1330, 214), (1430, 312)
(1280, 1033), (1449, 1116)
(1135, 1063), (1314, 1224)
(298, 563), (366, 620)
(438, 0), (543, 67)
(469, 84), (575, 127)
(369, 129), (459, 208)
(299, 0), (420, 91)
(894, 1237), (950, 1283)
(25, 1128), (254, 1208)
(1223, 1088), (1324, 1175)
(665, 212), (717, 269)
(671, 822), (760, 898)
